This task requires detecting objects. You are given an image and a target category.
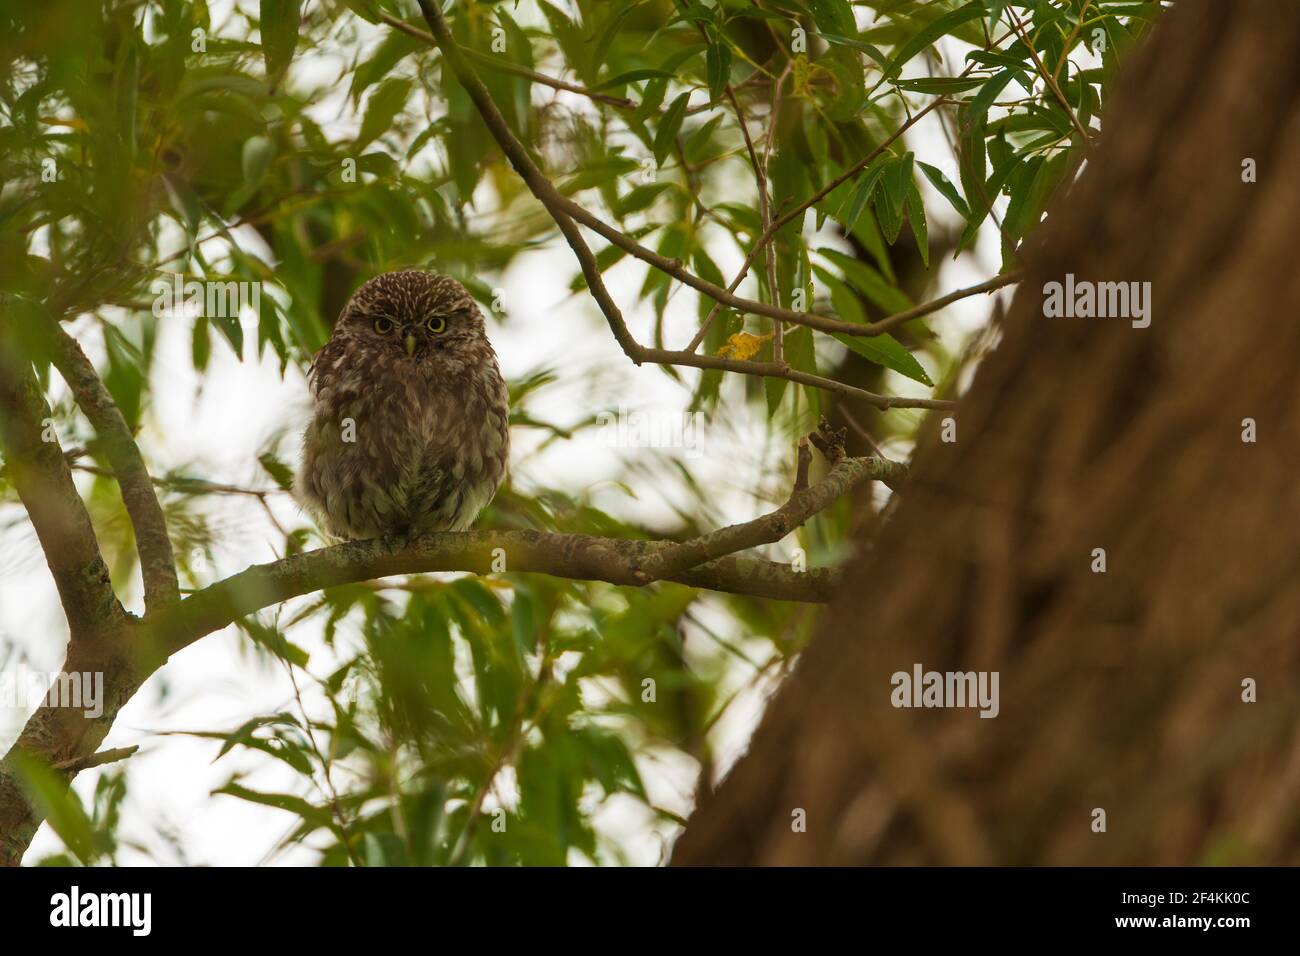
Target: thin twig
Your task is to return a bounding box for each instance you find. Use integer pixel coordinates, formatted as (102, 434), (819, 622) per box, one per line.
(285, 663), (364, 867)
(378, 12), (636, 109)
(792, 437), (811, 494)
(71, 461), (284, 500)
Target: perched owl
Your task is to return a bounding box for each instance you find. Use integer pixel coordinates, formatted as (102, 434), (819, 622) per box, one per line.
(296, 271), (510, 540)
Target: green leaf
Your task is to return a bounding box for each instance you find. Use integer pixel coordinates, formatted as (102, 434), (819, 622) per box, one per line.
(877, 152), (914, 245)
(12, 753), (105, 864)
(239, 615), (310, 667)
(259, 0), (302, 91)
(338, 0), (380, 24)
(592, 68), (677, 91)
(958, 150), (1019, 250)
(258, 451), (296, 491)
(212, 309), (244, 359)
(1001, 153), (1045, 244)
(257, 288), (288, 366)
(963, 69), (1018, 131)
(241, 134), (274, 187)
(191, 315), (211, 372)
(216, 782), (335, 830)
(818, 33), (890, 70)
(653, 92), (690, 167)
(538, 1), (592, 83)
(881, 1), (985, 81)
(706, 41), (732, 102)
(615, 182), (674, 217)
(809, 0), (857, 37)
(833, 154), (887, 232)
(917, 160), (971, 219)
(841, 177), (873, 235)
(895, 76), (986, 94)
(358, 77), (411, 148)
(905, 178), (929, 268)
(818, 247), (913, 315)
(831, 327), (933, 386)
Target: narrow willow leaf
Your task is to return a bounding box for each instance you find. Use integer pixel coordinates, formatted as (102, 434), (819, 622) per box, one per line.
(653, 92), (690, 166)
(192, 315), (211, 372)
(1001, 154), (1045, 243)
(592, 68), (677, 91)
(818, 247), (913, 314)
(882, 1), (985, 80)
(839, 156), (890, 232)
(877, 152), (913, 244)
(809, 0), (857, 36)
(958, 151), (1019, 250)
(706, 42), (732, 101)
(917, 160), (972, 219)
(895, 76), (986, 94)
(818, 32), (891, 70)
(241, 134), (274, 186)
(842, 177), (874, 234)
(358, 78), (410, 148)
(905, 178), (929, 268)
(832, 331), (934, 386)
(616, 181), (674, 217)
(964, 69), (1018, 131)
(259, 0), (302, 91)
(216, 782), (334, 829)
(258, 451), (296, 491)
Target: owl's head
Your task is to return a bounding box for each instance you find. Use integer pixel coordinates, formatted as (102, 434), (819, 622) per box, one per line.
(336, 270), (487, 362)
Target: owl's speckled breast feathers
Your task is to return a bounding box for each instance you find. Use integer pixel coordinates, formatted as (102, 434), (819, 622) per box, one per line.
(296, 271), (509, 539)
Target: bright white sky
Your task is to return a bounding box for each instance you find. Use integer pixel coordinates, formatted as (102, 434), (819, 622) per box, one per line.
(0, 6), (1018, 865)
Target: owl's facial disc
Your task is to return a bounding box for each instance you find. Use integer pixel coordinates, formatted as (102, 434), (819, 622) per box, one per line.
(340, 272), (484, 362)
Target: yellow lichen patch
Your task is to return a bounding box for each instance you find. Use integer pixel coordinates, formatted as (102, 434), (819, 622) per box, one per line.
(716, 331), (773, 361)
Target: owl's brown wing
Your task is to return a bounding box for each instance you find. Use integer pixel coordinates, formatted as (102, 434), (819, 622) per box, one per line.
(306, 333), (350, 389)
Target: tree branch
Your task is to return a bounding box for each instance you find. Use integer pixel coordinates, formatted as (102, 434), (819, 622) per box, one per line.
(149, 448), (902, 659)
(635, 345), (955, 410)
(857, 271), (1024, 337)
(0, 313), (123, 634)
(35, 316), (179, 613)
(634, 455), (905, 582)
(154, 535), (832, 661)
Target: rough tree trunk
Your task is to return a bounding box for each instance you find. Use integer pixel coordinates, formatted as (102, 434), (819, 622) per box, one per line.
(673, 1), (1300, 866)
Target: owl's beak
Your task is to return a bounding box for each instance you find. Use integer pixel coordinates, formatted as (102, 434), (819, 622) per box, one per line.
(403, 333), (417, 357)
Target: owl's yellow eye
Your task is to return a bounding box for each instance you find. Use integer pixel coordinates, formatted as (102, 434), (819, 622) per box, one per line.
(373, 317), (394, 334)
(426, 315), (446, 334)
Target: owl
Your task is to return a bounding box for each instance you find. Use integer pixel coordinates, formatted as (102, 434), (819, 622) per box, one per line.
(296, 271), (510, 540)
